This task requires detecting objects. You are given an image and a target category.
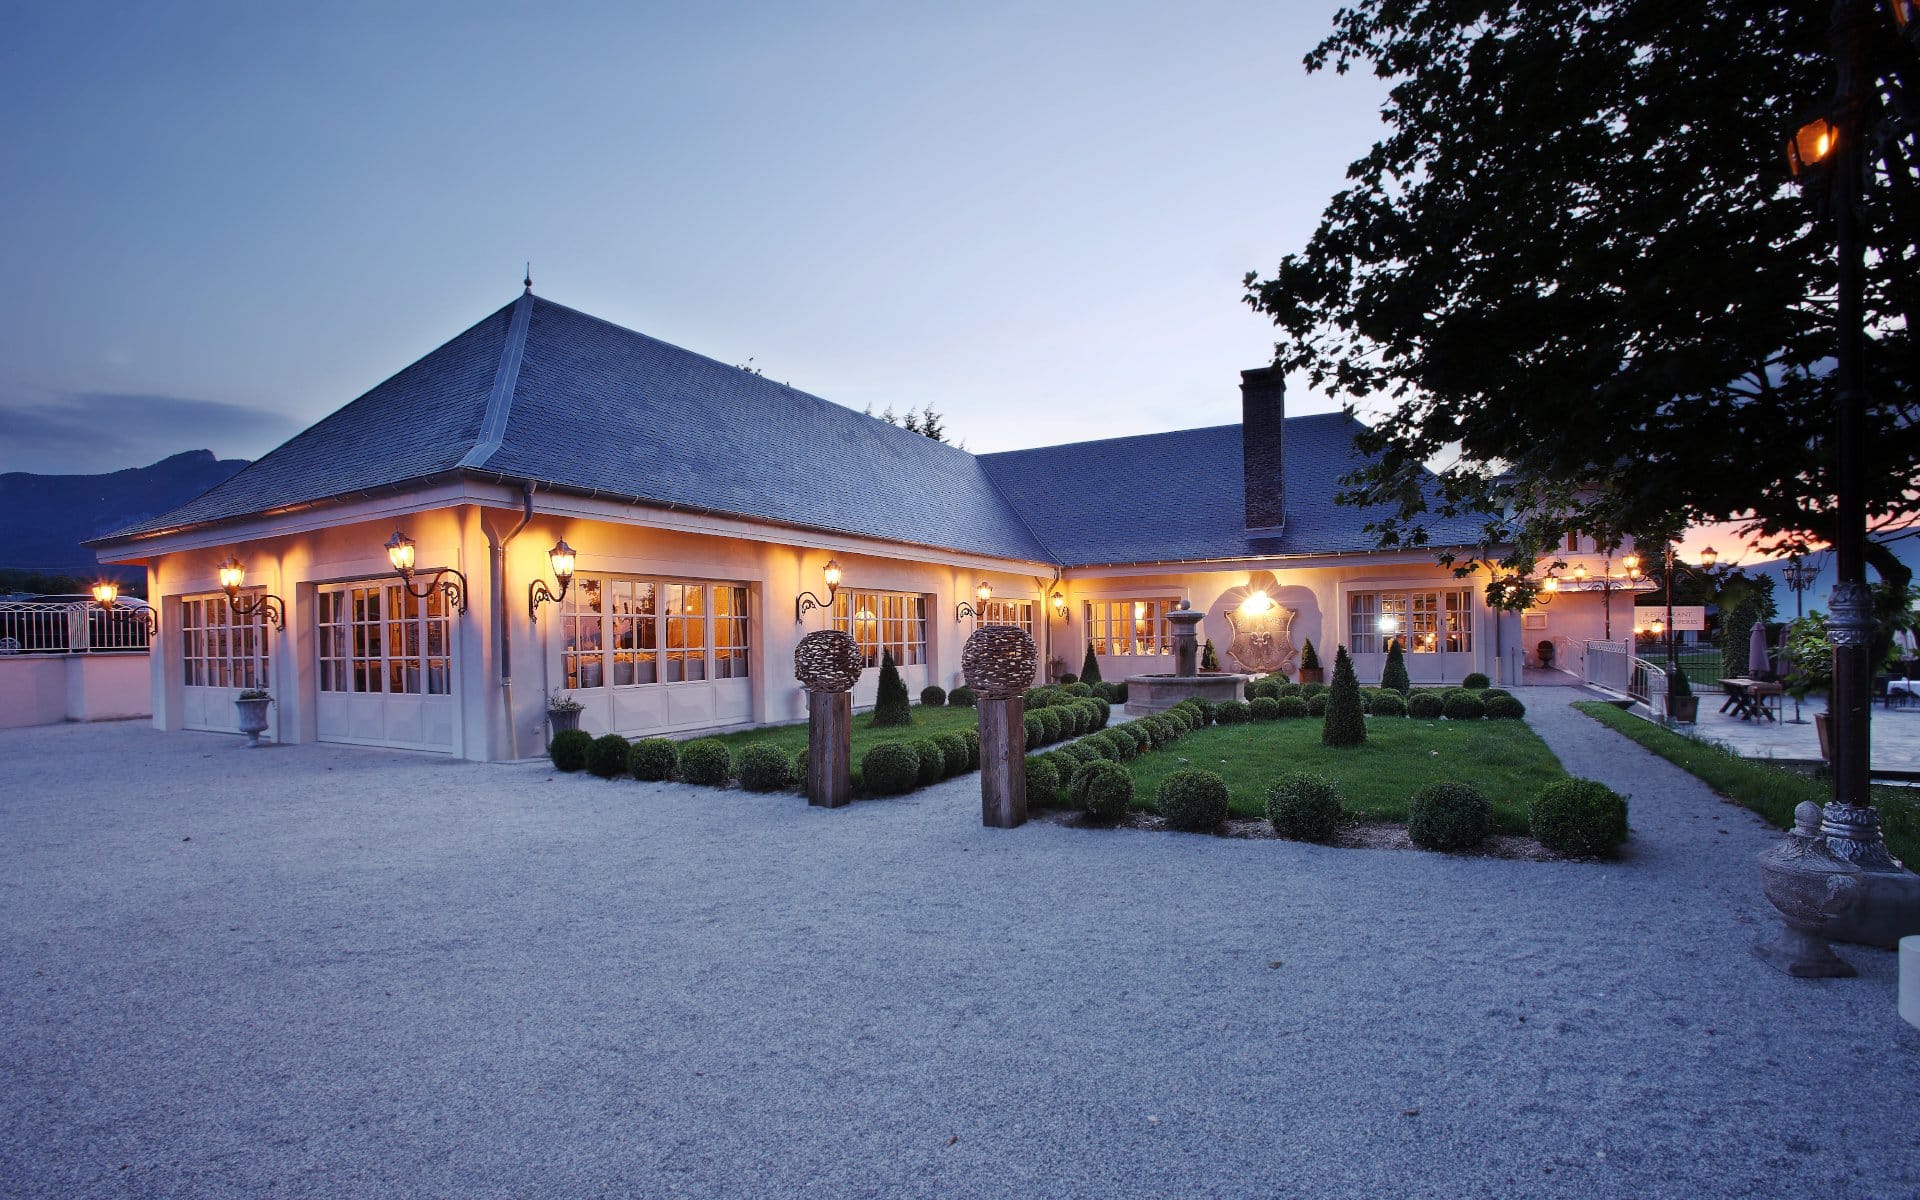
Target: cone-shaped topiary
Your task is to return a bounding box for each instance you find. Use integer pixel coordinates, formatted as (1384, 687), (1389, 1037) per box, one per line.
(871, 650), (913, 727)
(1080, 642), (1103, 685)
(1381, 640), (1411, 695)
(587, 733), (632, 778)
(1299, 639), (1321, 671)
(1322, 646), (1367, 747)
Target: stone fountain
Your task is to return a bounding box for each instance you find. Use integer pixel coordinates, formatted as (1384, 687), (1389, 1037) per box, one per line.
(1125, 600), (1248, 714)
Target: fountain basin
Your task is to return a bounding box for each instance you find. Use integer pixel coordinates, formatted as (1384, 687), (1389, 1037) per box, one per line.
(1125, 673), (1247, 715)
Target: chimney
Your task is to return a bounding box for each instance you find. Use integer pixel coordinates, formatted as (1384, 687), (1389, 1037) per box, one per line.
(1241, 366), (1286, 534)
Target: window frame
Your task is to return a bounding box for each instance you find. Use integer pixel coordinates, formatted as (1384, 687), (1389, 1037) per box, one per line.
(1082, 597), (1176, 656)
(180, 593), (271, 690)
(831, 589), (928, 669)
(558, 574), (752, 690)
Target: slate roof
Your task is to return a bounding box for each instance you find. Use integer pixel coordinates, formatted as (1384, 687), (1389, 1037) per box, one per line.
(977, 416), (1487, 567)
(94, 290), (1479, 568)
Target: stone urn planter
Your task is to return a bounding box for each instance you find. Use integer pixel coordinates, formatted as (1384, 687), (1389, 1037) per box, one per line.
(1670, 695), (1699, 724)
(1754, 802), (1862, 977)
(234, 691), (273, 748)
(547, 690), (584, 736)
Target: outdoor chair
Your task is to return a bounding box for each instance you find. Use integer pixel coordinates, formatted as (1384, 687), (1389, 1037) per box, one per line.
(1750, 680), (1785, 722)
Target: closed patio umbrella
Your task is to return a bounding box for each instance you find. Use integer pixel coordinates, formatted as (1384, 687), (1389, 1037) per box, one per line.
(1749, 619), (1772, 678)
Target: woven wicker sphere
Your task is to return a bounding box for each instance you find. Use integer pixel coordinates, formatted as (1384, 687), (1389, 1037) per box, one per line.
(962, 625), (1038, 699)
(794, 629), (863, 693)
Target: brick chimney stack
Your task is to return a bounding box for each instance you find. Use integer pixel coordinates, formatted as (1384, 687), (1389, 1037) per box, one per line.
(1241, 366), (1286, 534)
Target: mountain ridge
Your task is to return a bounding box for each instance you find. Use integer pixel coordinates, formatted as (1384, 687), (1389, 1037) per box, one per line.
(0, 450), (250, 577)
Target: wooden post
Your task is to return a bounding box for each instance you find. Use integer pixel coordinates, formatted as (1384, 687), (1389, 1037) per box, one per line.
(807, 689), (851, 808)
(978, 695), (1027, 828)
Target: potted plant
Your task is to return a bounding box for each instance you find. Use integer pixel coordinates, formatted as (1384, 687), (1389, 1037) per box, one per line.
(1200, 638), (1220, 673)
(546, 689), (584, 735)
(1667, 669), (1698, 724)
(1298, 639), (1324, 685)
(1781, 614), (1833, 758)
(234, 689), (273, 748)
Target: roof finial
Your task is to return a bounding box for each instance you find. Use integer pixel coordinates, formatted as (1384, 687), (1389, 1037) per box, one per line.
(523, 262), (532, 293)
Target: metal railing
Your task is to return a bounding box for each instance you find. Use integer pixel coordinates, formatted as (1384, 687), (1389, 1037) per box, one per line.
(1628, 655), (1668, 710)
(0, 602), (152, 655)
(1584, 639), (1631, 694)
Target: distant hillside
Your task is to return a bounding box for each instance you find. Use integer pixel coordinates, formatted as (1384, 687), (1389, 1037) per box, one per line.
(0, 450), (249, 577)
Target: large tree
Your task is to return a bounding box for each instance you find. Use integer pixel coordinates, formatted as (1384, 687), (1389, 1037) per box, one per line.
(1245, 1), (1918, 588)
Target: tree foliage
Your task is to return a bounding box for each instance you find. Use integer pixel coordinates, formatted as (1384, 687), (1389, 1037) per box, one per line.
(1245, 1), (1918, 586)
(866, 403), (955, 444)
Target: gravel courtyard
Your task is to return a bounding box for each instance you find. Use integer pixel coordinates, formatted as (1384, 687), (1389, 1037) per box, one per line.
(3, 692), (1916, 1199)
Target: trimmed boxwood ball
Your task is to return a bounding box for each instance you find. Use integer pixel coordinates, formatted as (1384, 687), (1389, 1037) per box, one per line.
(1407, 782), (1493, 850)
(1276, 682), (1303, 698)
(920, 685), (947, 707)
(587, 733), (632, 779)
(1157, 768), (1229, 833)
(1300, 681), (1328, 698)
(737, 743), (793, 792)
(679, 739), (733, 786)
(912, 739), (946, 785)
(1462, 672), (1491, 690)
(1088, 698), (1111, 728)
(1408, 692), (1445, 719)
(935, 733), (970, 776)
(1044, 750), (1079, 784)
(1443, 692), (1487, 721)
(1481, 688), (1513, 702)
(861, 742), (921, 796)
(1369, 691), (1408, 717)
(1249, 696), (1281, 721)
(1214, 699), (1251, 724)
(628, 737), (679, 781)
(1265, 771), (1343, 841)
(1122, 723), (1153, 752)
(1025, 756), (1061, 808)
(1075, 760), (1134, 821)
(1249, 679), (1280, 701)
(1358, 687), (1381, 713)
(1066, 741), (1102, 765)
(1148, 715), (1178, 742)
(1066, 704), (1092, 735)
(1100, 730), (1138, 761)
(1307, 692), (1331, 716)
(960, 728), (981, 768)
(949, 686), (977, 707)
(1023, 712), (1045, 749)
(1277, 696), (1311, 719)
(1162, 708), (1192, 735)
(1484, 693), (1527, 720)
(791, 747), (808, 785)
(1084, 734), (1119, 760)
(1529, 778), (1629, 856)
(1038, 707), (1065, 743)
(1188, 698), (1216, 726)
(1063, 682), (1093, 697)
(549, 728), (593, 772)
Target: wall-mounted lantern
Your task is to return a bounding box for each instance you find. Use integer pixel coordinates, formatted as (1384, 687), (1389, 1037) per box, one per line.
(1535, 574), (1559, 607)
(528, 539), (577, 619)
(1239, 589), (1276, 617)
(216, 557), (286, 629)
(385, 530), (468, 614)
(955, 581), (991, 623)
(796, 559), (843, 623)
(91, 580), (158, 635)
(1050, 590), (1069, 622)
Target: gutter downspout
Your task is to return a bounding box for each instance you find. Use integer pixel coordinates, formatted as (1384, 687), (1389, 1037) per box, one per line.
(491, 480), (536, 759)
(1034, 566), (1062, 682)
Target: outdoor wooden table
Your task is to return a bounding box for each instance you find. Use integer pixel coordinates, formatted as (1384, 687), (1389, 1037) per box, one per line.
(1717, 678), (1775, 721)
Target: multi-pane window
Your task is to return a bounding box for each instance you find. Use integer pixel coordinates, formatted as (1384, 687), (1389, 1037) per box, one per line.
(1083, 598), (1175, 656)
(832, 590), (928, 668)
(317, 583), (451, 695)
(978, 598), (1034, 635)
(1350, 589), (1474, 655)
(180, 596), (270, 689)
(561, 575), (750, 689)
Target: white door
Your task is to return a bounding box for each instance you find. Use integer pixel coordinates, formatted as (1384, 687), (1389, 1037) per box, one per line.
(178, 595), (272, 734)
(315, 581), (456, 752)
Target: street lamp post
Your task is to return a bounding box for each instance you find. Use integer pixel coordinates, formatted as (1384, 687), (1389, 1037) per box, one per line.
(1781, 553), (1819, 725)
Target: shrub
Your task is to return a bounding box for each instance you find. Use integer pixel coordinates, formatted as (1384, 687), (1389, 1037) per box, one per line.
(1060, 673), (1079, 685)
(1462, 672), (1491, 690)
(1249, 696), (1281, 721)
(587, 733), (632, 779)
(1122, 723), (1153, 752)
(1215, 699), (1251, 724)
(1080, 642), (1103, 685)
(1157, 769), (1229, 832)
(1369, 691), (1408, 717)
(1265, 771), (1343, 841)
(1065, 704), (1092, 736)
(1144, 716), (1176, 745)
(791, 747), (809, 785)
(1024, 712), (1045, 749)
(1529, 779), (1629, 856)
(949, 686), (978, 708)
(1300, 681), (1328, 698)
(1063, 682), (1093, 697)
(737, 743), (793, 792)
(1084, 733), (1119, 760)
(1095, 681), (1125, 704)
(1111, 681), (1129, 703)
(1307, 692), (1331, 717)
(935, 733), (971, 776)
(1162, 708), (1193, 736)
(1276, 682), (1303, 698)
(1407, 782), (1492, 850)
(1100, 729), (1138, 761)
(1184, 699), (1216, 726)
(549, 728), (593, 772)
(920, 685), (947, 707)
(1381, 640), (1411, 695)
(1300, 639), (1322, 671)
(1066, 741), (1103, 765)
(1481, 688), (1513, 702)
(1088, 698), (1112, 728)
(1484, 694), (1527, 720)
(679, 739), (733, 786)
(1025, 756), (1061, 808)
(1075, 760), (1134, 821)
(861, 742), (920, 796)
(1408, 692), (1445, 719)
(912, 739), (946, 786)
(1249, 679), (1281, 701)
(628, 738), (678, 781)
(1443, 693), (1487, 721)
(1322, 646), (1367, 747)
(1358, 687), (1382, 713)
(1038, 707), (1065, 743)
(960, 728), (981, 768)
(1044, 750), (1080, 783)
(1278, 696), (1312, 719)
(1024, 686), (1062, 709)
(872, 651), (913, 727)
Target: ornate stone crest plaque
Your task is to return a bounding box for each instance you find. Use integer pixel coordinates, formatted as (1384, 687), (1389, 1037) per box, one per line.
(1220, 576), (1298, 675)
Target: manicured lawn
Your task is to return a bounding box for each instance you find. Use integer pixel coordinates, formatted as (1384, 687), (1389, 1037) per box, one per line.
(1573, 701), (1919, 866)
(1122, 716), (1567, 832)
(704, 703), (978, 761)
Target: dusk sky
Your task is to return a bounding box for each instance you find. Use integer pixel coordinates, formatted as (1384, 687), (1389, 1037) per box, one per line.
(0, 2), (1393, 476)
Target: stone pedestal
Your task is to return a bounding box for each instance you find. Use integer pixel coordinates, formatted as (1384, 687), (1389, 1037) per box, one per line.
(807, 690), (851, 808)
(1168, 602), (1203, 678)
(978, 696), (1026, 828)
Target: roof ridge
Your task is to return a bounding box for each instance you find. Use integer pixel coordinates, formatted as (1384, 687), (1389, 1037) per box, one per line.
(457, 290), (534, 470)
